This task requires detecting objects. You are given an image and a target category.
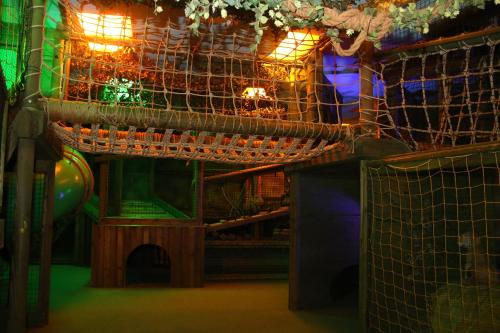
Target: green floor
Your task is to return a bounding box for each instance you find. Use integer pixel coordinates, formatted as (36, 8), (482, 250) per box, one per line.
(28, 265), (359, 333)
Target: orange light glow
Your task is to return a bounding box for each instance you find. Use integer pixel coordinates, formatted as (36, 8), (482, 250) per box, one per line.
(267, 31), (320, 62)
(88, 42), (121, 52)
(242, 87), (268, 99)
(78, 13), (133, 52)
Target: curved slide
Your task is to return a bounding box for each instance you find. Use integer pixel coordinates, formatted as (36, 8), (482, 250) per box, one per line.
(54, 146), (94, 221)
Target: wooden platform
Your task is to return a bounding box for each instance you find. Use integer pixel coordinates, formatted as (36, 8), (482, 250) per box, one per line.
(91, 224), (205, 288)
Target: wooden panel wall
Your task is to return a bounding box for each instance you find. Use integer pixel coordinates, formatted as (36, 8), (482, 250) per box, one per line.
(289, 163), (361, 310)
(91, 224), (205, 288)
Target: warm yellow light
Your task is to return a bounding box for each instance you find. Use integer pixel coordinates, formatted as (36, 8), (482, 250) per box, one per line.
(88, 42), (121, 52)
(242, 87), (268, 99)
(78, 13), (133, 52)
(268, 31), (320, 62)
(79, 13), (133, 39)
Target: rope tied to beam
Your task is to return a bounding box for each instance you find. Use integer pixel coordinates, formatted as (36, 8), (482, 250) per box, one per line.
(283, 0), (392, 56)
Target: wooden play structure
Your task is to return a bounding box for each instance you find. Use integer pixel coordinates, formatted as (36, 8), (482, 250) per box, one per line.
(0, 0), (499, 332)
(90, 158), (204, 287)
(203, 163), (290, 280)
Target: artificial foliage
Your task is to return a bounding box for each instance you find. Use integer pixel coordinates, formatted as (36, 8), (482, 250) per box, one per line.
(81, 0), (499, 55)
(178, 0), (499, 54)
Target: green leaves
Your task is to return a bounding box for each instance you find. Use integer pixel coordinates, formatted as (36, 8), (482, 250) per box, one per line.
(181, 0), (498, 49)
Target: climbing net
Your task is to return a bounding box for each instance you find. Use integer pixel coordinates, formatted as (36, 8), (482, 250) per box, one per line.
(374, 31), (500, 150)
(39, 0), (499, 163)
(40, 1), (363, 163)
(363, 145), (500, 332)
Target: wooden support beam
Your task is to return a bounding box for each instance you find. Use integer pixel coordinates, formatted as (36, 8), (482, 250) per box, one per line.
(288, 172), (300, 311)
(305, 50), (321, 123)
(285, 137), (411, 173)
(194, 161), (204, 224)
(45, 99), (346, 142)
(7, 138), (36, 333)
(108, 160), (123, 216)
(204, 164), (284, 183)
(287, 67), (302, 122)
(378, 140), (500, 164)
(8, 1), (45, 329)
(0, 219), (4, 249)
(375, 26), (500, 61)
(207, 207), (289, 232)
(359, 160), (369, 333)
(0, 99), (8, 209)
(359, 42), (376, 136)
(99, 162), (109, 219)
(35, 160), (56, 326)
(0, 100), (7, 249)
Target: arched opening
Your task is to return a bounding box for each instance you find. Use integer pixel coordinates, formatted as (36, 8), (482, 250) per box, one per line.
(126, 244), (170, 286)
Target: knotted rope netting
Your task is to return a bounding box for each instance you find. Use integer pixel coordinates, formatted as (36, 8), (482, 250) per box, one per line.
(38, 1), (499, 163)
(40, 1), (361, 163)
(374, 30), (500, 150)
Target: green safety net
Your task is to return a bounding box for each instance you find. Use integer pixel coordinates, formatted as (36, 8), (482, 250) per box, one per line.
(40, 0), (63, 97)
(0, 0), (62, 99)
(0, 0), (25, 96)
(1, 174), (45, 320)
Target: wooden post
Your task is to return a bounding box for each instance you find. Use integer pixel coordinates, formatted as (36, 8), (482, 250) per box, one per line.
(193, 161), (204, 224)
(305, 50), (321, 123)
(288, 172), (300, 310)
(359, 42), (376, 135)
(204, 164), (283, 183)
(0, 218), (4, 249)
(99, 162), (109, 218)
(7, 138), (36, 333)
(359, 160), (369, 333)
(0, 99), (8, 209)
(286, 66), (302, 122)
(0, 98), (7, 249)
(8, 1), (45, 330)
(35, 160), (56, 326)
(108, 160), (123, 216)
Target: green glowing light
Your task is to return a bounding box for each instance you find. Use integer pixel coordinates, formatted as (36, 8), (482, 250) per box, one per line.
(0, 49), (18, 90)
(100, 78), (141, 103)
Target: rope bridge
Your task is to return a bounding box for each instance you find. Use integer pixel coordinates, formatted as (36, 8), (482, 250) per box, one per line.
(38, 1), (499, 163)
(40, 1), (359, 163)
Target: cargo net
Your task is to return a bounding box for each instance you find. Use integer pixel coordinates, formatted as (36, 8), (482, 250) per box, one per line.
(364, 148), (500, 332)
(39, 1), (363, 164)
(374, 33), (500, 150)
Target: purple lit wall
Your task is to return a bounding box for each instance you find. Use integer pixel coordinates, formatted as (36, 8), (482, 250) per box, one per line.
(322, 53), (385, 122)
(289, 164), (360, 309)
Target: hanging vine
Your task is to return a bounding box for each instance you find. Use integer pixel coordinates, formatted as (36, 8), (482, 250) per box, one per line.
(179, 0), (499, 55)
(77, 0), (499, 55)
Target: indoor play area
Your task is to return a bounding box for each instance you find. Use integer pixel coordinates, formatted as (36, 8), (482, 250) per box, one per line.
(0, 0), (499, 332)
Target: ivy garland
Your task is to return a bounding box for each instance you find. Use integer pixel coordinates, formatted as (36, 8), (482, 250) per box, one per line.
(176, 0), (499, 54)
